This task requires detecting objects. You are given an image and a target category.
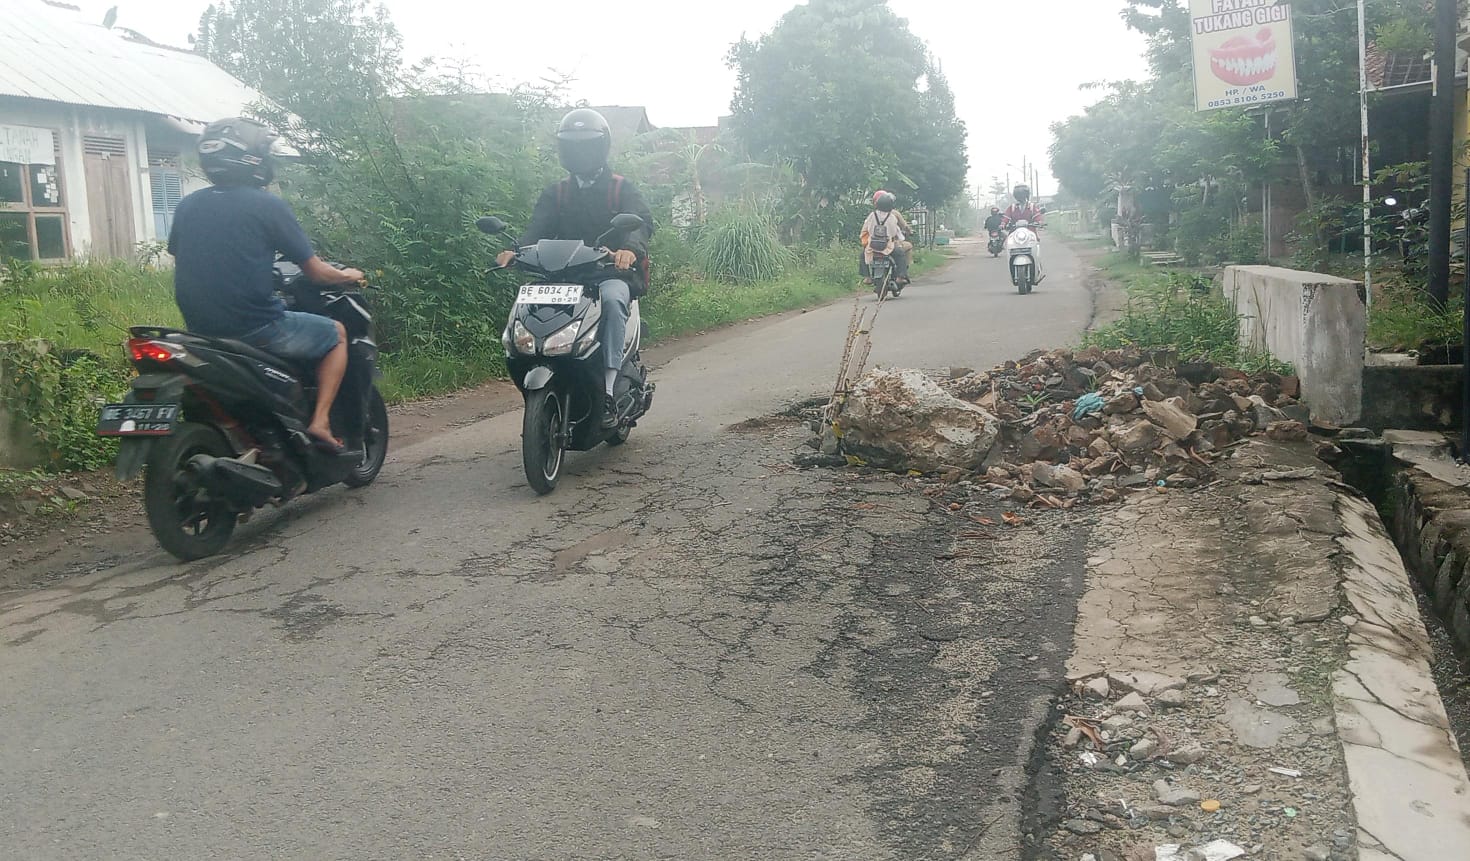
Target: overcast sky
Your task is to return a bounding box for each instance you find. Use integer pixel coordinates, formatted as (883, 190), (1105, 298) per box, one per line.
(77, 0), (1150, 196)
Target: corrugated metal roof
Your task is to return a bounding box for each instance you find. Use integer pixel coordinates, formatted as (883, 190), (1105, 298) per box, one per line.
(0, 0), (264, 123)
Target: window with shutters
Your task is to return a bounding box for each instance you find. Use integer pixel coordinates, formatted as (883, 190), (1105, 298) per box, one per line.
(0, 126), (68, 261)
(149, 151), (183, 240)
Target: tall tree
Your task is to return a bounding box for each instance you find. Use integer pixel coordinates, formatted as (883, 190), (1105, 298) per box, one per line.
(727, 0), (967, 234)
(197, 0), (402, 127)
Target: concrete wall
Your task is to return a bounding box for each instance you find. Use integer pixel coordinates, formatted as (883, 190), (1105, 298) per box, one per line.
(1385, 454), (1470, 656)
(1225, 265), (1365, 426)
(0, 348), (45, 471)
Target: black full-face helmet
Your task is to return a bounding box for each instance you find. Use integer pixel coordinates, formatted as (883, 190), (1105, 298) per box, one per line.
(198, 117), (277, 187)
(990, 206), (1000, 214)
(1013, 184), (1032, 204)
(556, 108), (612, 179)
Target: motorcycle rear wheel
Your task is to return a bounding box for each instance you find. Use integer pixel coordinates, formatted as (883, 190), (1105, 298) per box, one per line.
(344, 388), (390, 488)
(143, 422), (238, 562)
(522, 389), (565, 495)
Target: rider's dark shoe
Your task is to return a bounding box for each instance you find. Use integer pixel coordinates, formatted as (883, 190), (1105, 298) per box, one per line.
(601, 394), (619, 429)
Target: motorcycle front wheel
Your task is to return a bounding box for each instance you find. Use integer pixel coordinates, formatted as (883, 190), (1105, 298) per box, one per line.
(1015, 267), (1033, 295)
(143, 422), (238, 562)
(522, 388), (565, 495)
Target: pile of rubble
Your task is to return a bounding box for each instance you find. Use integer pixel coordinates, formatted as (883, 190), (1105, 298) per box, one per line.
(810, 347), (1317, 506)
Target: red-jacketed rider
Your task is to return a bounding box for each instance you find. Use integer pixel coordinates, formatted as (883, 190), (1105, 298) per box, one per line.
(1002, 184), (1044, 229)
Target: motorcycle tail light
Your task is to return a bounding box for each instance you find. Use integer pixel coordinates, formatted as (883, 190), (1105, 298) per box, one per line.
(128, 338), (187, 365)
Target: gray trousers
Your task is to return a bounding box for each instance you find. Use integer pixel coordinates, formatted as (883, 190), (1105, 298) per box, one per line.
(598, 279), (631, 371)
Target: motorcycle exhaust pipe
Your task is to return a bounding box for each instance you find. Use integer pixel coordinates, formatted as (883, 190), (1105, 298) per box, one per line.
(187, 455), (284, 508)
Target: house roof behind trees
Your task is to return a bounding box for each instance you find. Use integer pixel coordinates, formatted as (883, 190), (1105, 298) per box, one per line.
(0, 0), (263, 125)
(589, 106), (655, 142)
(1364, 43), (1433, 91)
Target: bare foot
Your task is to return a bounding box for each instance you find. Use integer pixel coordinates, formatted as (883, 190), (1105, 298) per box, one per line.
(307, 425), (343, 448)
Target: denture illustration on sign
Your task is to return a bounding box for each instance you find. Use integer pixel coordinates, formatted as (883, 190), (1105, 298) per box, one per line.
(1211, 28), (1277, 86)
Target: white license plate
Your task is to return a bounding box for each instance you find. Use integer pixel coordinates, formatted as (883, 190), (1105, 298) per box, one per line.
(516, 284), (582, 305)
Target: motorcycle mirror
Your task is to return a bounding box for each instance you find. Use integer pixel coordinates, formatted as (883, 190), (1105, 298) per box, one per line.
(1384, 197), (1399, 207)
(477, 216), (508, 235)
(610, 213), (645, 233)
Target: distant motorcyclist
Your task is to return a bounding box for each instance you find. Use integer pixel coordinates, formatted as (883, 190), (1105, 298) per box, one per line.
(1002, 184), (1044, 229)
(861, 190), (912, 286)
(497, 108), (654, 428)
(983, 206), (1005, 234)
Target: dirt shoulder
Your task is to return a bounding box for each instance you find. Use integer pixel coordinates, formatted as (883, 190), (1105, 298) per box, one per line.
(1071, 240), (1129, 333)
(1028, 438), (1470, 861)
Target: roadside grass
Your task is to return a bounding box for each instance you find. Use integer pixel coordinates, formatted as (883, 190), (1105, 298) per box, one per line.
(1368, 287), (1463, 352)
(1084, 254), (1291, 374)
(0, 262), (179, 367)
(378, 350), (509, 403)
(643, 245), (953, 343)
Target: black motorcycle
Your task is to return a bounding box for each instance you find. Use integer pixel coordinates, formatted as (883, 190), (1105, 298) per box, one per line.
(98, 263), (389, 561)
(478, 213), (656, 495)
(870, 245), (902, 300)
(987, 228), (1006, 257)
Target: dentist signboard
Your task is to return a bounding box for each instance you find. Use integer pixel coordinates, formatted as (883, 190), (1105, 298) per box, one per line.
(1191, 0), (1299, 111)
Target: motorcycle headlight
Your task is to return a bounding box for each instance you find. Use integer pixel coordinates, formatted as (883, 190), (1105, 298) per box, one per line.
(511, 320), (535, 354)
(540, 320), (583, 356)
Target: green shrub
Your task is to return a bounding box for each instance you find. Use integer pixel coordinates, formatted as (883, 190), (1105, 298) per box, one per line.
(0, 339), (128, 472)
(1208, 215), (1264, 265)
(645, 231), (701, 297)
(1173, 208), (1229, 266)
(0, 260), (178, 365)
(1084, 271), (1289, 374)
(1368, 278), (1465, 352)
(695, 208), (794, 284)
(791, 241), (857, 287)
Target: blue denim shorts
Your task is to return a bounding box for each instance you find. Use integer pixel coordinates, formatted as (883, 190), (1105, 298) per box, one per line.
(239, 312), (340, 362)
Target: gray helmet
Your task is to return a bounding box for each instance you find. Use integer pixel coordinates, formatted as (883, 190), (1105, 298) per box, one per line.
(1013, 184), (1031, 203)
(556, 109), (612, 178)
(198, 117), (276, 187)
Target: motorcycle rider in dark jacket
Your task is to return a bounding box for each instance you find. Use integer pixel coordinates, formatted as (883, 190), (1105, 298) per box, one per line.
(498, 109), (655, 427)
(984, 207), (1005, 233)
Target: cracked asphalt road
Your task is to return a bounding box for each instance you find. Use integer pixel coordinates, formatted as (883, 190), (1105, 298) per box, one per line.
(1, 240), (1093, 859)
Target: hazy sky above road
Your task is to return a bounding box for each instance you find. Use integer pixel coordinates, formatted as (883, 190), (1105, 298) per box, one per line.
(77, 0), (1150, 196)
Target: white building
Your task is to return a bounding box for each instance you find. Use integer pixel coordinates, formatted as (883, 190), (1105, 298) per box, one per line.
(0, 0), (265, 262)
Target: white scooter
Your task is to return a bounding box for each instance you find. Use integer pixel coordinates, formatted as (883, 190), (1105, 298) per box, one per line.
(1005, 220), (1044, 295)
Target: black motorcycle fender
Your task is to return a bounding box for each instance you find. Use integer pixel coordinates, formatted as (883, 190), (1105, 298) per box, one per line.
(522, 365), (555, 391)
(114, 374), (188, 481)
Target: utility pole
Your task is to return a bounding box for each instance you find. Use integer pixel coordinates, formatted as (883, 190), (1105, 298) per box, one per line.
(1429, 0), (1456, 306)
(1357, 0), (1373, 317)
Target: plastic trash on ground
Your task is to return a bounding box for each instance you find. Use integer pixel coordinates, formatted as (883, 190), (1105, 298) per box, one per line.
(1155, 841), (1246, 861)
(1072, 392), (1106, 420)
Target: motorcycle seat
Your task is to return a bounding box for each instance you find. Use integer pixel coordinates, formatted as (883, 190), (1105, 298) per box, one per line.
(202, 336), (317, 379)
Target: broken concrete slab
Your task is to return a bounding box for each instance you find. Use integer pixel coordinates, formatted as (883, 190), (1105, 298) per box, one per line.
(1222, 698), (1298, 749)
(1142, 398), (1198, 440)
(840, 368), (1000, 472)
(1107, 669), (1187, 697)
(1335, 495), (1470, 861)
(1248, 672), (1302, 708)
(1114, 692), (1150, 714)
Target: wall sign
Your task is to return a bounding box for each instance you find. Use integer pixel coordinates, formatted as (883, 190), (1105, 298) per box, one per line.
(0, 124), (56, 166)
(1191, 0), (1299, 112)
